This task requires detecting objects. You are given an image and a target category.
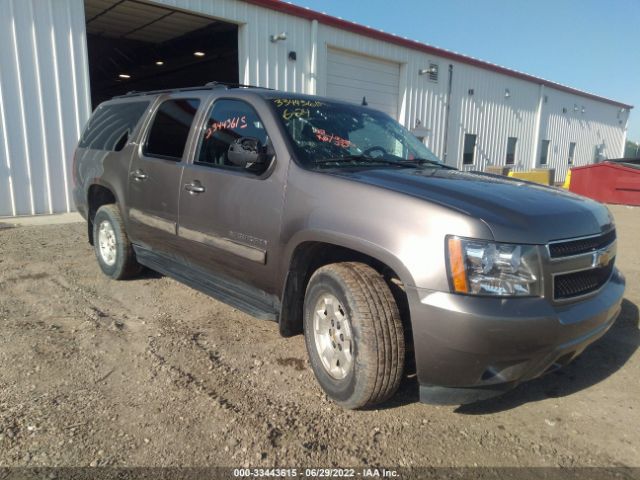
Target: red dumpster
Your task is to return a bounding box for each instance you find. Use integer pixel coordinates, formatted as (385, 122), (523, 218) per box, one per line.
(569, 160), (640, 206)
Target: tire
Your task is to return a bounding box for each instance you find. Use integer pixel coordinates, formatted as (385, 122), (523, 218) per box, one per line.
(303, 262), (405, 409)
(93, 204), (141, 280)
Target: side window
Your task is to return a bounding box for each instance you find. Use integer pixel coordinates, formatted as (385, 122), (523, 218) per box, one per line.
(144, 98), (200, 161)
(79, 101), (149, 151)
(197, 99), (268, 170)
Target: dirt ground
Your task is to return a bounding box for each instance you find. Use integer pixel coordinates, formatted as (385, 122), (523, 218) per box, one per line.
(0, 205), (638, 470)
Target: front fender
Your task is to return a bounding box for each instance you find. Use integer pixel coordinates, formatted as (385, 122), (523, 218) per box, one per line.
(281, 229), (417, 288)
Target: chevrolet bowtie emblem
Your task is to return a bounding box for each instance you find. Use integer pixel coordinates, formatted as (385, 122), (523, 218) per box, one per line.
(592, 248), (613, 268)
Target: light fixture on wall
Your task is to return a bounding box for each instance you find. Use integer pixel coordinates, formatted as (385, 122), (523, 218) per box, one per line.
(118, 74), (131, 79)
(573, 104), (579, 112)
(581, 106), (585, 114)
(504, 88), (511, 99)
(270, 32), (287, 42)
(155, 61), (164, 66)
(193, 51), (205, 57)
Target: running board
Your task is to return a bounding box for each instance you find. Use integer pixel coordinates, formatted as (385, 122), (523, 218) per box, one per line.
(133, 246), (279, 321)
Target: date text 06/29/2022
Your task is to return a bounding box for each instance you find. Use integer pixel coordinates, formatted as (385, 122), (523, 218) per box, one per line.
(232, 467), (399, 478)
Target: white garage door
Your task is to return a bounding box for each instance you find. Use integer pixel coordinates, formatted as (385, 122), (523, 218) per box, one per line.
(326, 48), (400, 119)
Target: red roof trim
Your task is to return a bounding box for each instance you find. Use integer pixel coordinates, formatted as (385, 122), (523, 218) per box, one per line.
(242, 0), (633, 109)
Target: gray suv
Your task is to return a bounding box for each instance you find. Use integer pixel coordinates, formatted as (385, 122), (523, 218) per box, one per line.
(73, 83), (624, 409)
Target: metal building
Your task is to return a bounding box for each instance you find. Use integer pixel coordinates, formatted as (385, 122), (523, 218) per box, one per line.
(0, 0), (633, 217)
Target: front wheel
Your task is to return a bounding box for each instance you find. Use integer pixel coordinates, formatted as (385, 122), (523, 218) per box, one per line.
(303, 262), (405, 409)
(93, 204), (141, 280)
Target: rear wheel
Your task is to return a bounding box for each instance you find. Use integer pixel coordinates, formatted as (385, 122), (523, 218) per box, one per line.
(93, 204), (141, 280)
(303, 262), (405, 409)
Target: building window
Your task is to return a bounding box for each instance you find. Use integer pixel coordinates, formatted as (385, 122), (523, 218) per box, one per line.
(568, 142), (576, 165)
(506, 137), (517, 165)
(428, 63), (439, 82)
(539, 139), (550, 165)
(593, 144), (604, 163)
(463, 134), (476, 165)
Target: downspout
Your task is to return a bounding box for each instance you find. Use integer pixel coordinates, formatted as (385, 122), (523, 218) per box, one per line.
(442, 64), (453, 163)
(309, 19), (318, 95)
(531, 84), (544, 169)
(620, 109), (629, 158)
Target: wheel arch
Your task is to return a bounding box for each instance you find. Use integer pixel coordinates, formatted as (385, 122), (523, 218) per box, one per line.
(278, 233), (414, 342)
(86, 182), (119, 245)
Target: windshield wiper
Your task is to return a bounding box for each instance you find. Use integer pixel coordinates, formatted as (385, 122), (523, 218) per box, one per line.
(313, 155), (452, 170)
(313, 154), (375, 164)
(314, 155), (419, 168)
(398, 158), (454, 169)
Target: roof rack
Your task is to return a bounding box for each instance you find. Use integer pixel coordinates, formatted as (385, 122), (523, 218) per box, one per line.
(115, 81), (271, 98)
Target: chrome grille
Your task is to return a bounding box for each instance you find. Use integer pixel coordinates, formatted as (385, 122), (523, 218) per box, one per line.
(549, 229), (617, 301)
(549, 230), (616, 258)
(554, 261), (615, 299)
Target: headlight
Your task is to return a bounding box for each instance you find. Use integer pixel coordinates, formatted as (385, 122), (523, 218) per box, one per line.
(446, 237), (542, 296)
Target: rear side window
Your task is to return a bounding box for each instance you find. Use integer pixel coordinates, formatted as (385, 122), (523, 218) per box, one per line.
(79, 101), (149, 151)
(144, 99), (200, 161)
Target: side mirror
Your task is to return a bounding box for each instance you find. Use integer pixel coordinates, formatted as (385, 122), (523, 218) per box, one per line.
(228, 137), (270, 169)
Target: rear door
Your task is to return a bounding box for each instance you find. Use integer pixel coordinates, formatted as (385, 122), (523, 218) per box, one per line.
(127, 95), (203, 255)
(176, 96), (285, 293)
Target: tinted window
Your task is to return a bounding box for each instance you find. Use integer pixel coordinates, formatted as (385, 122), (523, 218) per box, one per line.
(197, 99), (268, 170)
(145, 99), (200, 161)
(506, 137), (517, 165)
(463, 134), (476, 165)
(79, 102), (149, 151)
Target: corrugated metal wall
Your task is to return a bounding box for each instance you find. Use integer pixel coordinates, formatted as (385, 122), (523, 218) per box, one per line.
(0, 0), (91, 216)
(155, 0), (313, 93)
(0, 0), (630, 216)
(540, 91), (628, 181)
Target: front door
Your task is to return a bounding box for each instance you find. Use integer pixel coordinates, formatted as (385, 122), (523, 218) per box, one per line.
(127, 96), (202, 255)
(177, 97), (284, 293)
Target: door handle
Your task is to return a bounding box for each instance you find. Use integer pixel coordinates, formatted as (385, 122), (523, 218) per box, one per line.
(131, 169), (148, 181)
(185, 182), (205, 194)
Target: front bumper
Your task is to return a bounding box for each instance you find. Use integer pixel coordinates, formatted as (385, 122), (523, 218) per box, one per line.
(406, 268), (625, 404)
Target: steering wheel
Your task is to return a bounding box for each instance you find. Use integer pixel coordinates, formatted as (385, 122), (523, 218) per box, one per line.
(362, 146), (387, 158)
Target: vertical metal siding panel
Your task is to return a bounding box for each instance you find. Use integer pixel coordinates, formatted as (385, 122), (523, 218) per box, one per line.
(29, 0), (55, 214)
(2, 0), (35, 215)
(46, 0), (72, 213)
(0, 70), (16, 216)
(34, 1), (67, 213)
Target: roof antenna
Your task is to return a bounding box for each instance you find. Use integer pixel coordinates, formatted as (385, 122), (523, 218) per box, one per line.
(361, 96), (368, 106)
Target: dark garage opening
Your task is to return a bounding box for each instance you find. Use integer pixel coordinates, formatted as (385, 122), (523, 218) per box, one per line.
(85, 0), (239, 107)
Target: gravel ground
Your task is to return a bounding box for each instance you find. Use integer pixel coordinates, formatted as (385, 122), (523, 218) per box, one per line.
(0, 205), (638, 469)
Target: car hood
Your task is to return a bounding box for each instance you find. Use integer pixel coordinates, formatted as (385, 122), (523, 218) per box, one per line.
(327, 168), (614, 244)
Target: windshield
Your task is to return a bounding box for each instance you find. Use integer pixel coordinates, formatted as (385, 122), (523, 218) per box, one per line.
(268, 96), (447, 169)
